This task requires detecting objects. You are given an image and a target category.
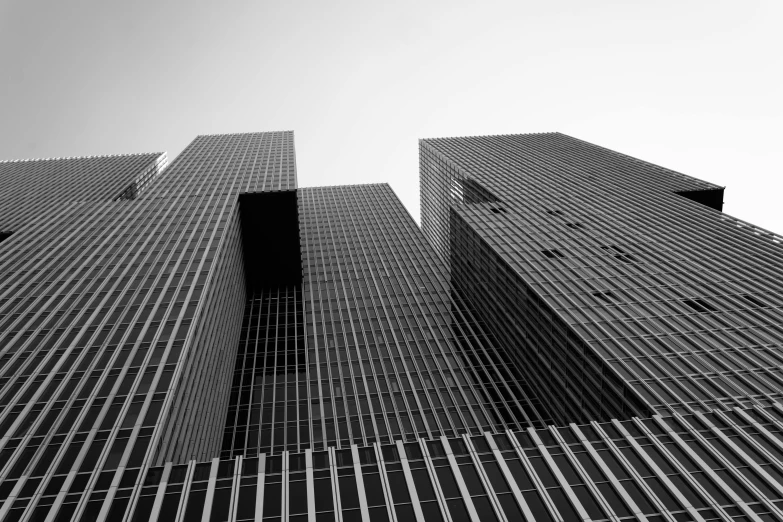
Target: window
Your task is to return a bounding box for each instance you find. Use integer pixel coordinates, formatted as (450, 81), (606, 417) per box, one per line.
(593, 291), (618, 303)
(682, 298), (717, 313)
(742, 294), (768, 308)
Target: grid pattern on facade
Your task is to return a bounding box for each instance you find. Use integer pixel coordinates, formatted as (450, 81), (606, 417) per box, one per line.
(222, 287), (306, 459)
(300, 184), (552, 453)
(3, 130), (783, 522)
(420, 133), (783, 419)
(47, 404), (783, 522)
(449, 208), (653, 426)
(0, 153), (167, 231)
(0, 132), (297, 522)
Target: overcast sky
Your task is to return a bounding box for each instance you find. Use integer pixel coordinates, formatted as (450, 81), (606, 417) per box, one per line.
(1, 0), (781, 233)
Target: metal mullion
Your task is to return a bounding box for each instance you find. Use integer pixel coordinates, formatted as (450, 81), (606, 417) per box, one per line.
(227, 456), (242, 522)
(350, 445), (371, 522)
(321, 189), (362, 444)
(625, 418), (708, 521)
(416, 437), (470, 522)
(0, 196), (186, 442)
(282, 451), (289, 522)
(255, 454), (266, 522)
(324, 189), (371, 444)
(302, 191), (328, 450)
(273, 288), (283, 450)
(539, 428), (593, 522)
(654, 415), (763, 521)
(338, 187), (411, 442)
(314, 189), (345, 447)
(334, 192), (409, 441)
(144, 462), (173, 522)
(396, 440), (425, 522)
(158, 134), (255, 460)
(306, 450), (315, 522)
(364, 189), (449, 438)
(730, 408), (783, 466)
(506, 428), (566, 522)
(198, 458), (220, 522)
(694, 412), (783, 517)
(374, 442), (399, 522)
(491, 430), (541, 521)
(554, 425), (625, 522)
(170, 460), (196, 522)
(570, 423), (645, 520)
(328, 447), (342, 521)
(465, 434), (513, 522)
(446, 293), (529, 430)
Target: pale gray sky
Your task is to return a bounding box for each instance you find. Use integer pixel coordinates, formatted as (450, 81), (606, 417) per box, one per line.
(1, 0), (781, 232)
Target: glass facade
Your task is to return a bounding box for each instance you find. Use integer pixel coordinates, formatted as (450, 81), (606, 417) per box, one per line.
(1, 131), (783, 521)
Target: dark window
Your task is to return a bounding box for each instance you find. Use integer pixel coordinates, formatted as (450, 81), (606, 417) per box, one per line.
(682, 298), (717, 313)
(314, 478), (333, 511)
(210, 487), (232, 521)
(386, 472), (410, 503)
(422, 501), (446, 522)
(341, 509), (362, 522)
(381, 446), (399, 462)
(158, 492), (182, 520)
(263, 482), (281, 517)
(669, 475), (707, 508)
(339, 475), (360, 509)
(236, 485), (256, 520)
(393, 504), (415, 522)
(411, 469), (436, 501)
(471, 496), (499, 522)
(522, 490), (553, 522)
(542, 249), (565, 259)
(496, 494), (525, 521)
(597, 482), (632, 517)
(593, 291), (618, 303)
(434, 466), (460, 498)
(369, 506), (390, 522)
(527, 458), (557, 488)
(459, 464), (486, 495)
(548, 488), (581, 521)
(504, 458), (535, 490)
(742, 294), (768, 308)
(622, 481), (656, 514)
(572, 485), (607, 519)
(289, 481), (308, 514)
(363, 473), (386, 507)
(335, 450), (353, 467)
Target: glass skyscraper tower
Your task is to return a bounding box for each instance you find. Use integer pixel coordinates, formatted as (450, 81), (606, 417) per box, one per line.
(1, 131), (783, 522)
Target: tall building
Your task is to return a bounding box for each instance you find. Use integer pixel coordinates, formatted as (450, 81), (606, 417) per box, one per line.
(1, 131), (783, 522)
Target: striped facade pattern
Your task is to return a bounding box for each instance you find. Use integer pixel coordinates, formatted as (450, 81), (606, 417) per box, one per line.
(0, 133), (297, 521)
(420, 133), (783, 420)
(125, 405), (783, 522)
(220, 182), (553, 460)
(2, 130), (783, 522)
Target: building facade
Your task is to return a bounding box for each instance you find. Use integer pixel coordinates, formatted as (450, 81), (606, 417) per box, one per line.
(1, 132), (783, 522)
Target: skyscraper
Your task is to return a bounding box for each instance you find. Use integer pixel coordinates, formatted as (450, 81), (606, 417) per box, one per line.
(1, 131), (783, 522)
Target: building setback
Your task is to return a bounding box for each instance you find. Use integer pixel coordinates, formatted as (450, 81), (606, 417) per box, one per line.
(0, 132), (782, 522)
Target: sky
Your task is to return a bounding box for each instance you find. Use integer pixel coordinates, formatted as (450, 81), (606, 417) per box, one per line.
(1, 0), (781, 233)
